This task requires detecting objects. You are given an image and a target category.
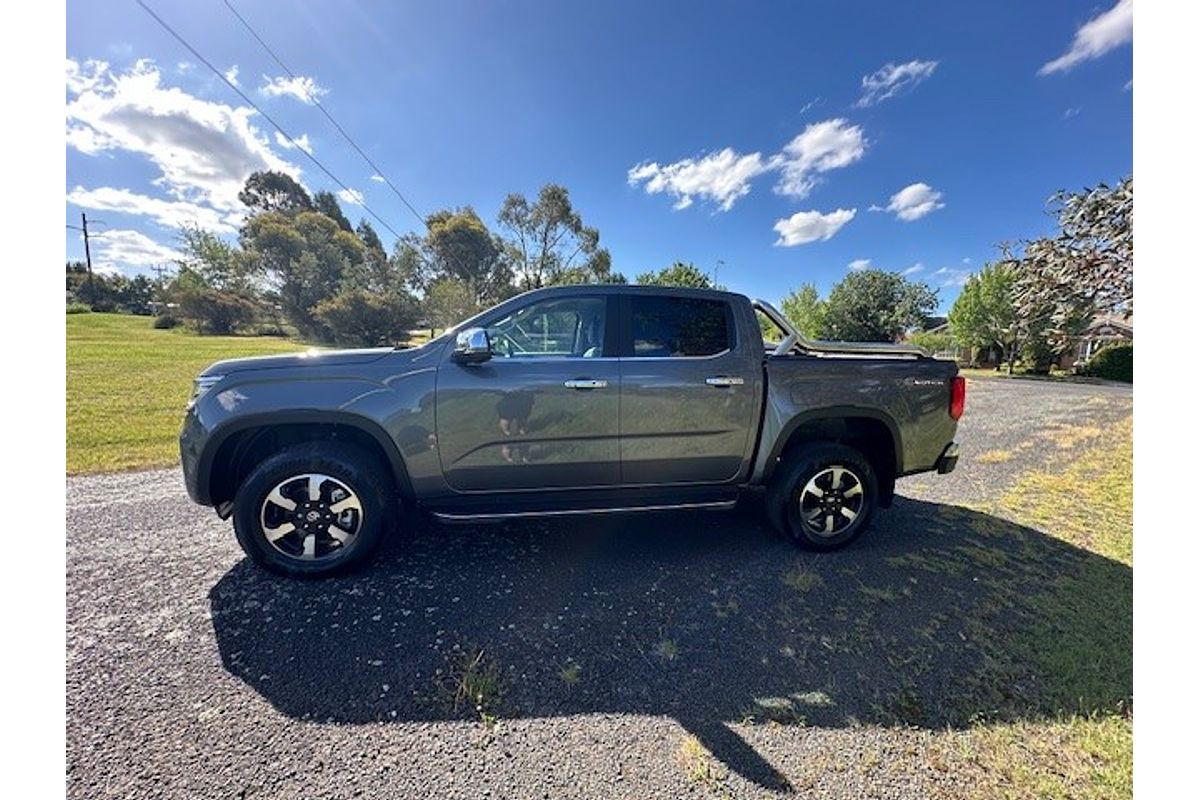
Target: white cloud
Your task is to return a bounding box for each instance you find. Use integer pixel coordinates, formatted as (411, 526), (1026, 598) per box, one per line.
(1062, 107), (1081, 119)
(848, 258), (872, 272)
(627, 149), (770, 211)
(66, 58), (108, 95)
(65, 124), (112, 154)
(1123, 78), (1133, 91)
(773, 208), (856, 247)
(628, 118), (865, 211)
(66, 185), (241, 234)
(274, 131), (312, 153)
(224, 65), (240, 86)
(773, 119), (867, 198)
(886, 182), (945, 221)
(1039, 0), (1133, 75)
(91, 229), (182, 272)
(904, 263), (925, 275)
(337, 188), (364, 206)
(370, 173), (386, 183)
(65, 59), (300, 212)
(856, 59), (939, 107)
(260, 74), (327, 104)
(933, 266), (971, 287)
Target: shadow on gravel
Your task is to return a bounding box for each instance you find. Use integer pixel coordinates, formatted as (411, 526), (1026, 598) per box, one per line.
(209, 497), (1131, 792)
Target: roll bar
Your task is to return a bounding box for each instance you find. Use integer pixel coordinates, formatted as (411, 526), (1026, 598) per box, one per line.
(751, 299), (930, 359)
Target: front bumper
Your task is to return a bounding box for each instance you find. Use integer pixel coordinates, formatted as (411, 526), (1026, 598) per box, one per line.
(179, 407), (209, 504)
(935, 442), (960, 475)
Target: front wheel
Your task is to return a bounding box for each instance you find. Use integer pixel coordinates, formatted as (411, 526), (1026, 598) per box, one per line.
(767, 442), (878, 550)
(232, 443), (394, 578)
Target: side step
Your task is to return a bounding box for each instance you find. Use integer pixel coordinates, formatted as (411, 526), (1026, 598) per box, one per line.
(429, 498), (739, 524)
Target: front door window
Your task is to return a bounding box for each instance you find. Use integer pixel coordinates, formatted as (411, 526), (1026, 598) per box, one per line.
(486, 297), (607, 359)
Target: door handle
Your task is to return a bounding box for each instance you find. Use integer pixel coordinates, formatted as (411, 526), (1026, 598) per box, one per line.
(705, 376), (745, 387)
(564, 379), (608, 390)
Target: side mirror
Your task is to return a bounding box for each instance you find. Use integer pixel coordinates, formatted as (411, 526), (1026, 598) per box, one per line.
(452, 327), (492, 364)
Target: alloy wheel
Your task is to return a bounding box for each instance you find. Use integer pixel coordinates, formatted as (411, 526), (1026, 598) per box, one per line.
(259, 473), (363, 562)
(795, 465), (865, 538)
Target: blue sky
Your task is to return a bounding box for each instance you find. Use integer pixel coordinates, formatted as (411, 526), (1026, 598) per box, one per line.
(66, 0), (1132, 311)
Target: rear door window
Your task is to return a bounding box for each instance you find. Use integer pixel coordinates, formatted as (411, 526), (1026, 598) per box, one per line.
(629, 296), (733, 357)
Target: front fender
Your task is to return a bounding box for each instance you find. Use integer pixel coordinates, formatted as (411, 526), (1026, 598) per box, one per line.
(180, 350), (442, 506)
(183, 407), (415, 506)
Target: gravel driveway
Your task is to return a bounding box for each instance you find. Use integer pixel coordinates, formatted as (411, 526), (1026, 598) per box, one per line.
(66, 377), (1132, 799)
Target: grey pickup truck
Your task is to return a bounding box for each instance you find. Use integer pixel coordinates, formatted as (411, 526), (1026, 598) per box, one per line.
(181, 285), (963, 577)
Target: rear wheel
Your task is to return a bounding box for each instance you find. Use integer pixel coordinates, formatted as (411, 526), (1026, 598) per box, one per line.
(232, 443), (395, 577)
(767, 442), (878, 550)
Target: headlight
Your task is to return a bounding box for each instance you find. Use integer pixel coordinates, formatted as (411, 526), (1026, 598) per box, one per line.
(188, 374), (224, 409)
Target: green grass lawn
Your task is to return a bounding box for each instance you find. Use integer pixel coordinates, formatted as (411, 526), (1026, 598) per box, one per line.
(67, 313), (315, 473)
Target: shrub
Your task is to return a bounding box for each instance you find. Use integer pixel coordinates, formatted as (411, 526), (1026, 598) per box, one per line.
(254, 323), (288, 337)
(907, 330), (955, 355)
(66, 303), (92, 314)
(313, 289), (418, 347)
(152, 314), (179, 329)
(1082, 343), (1132, 382)
(1021, 334), (1062, 375)
(176, 289), (260, 335)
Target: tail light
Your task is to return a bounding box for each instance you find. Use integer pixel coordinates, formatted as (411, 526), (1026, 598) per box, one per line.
(949, 375), (966, 420)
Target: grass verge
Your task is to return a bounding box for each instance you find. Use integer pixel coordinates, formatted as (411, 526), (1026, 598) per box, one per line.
(937, 416), (1132, 799)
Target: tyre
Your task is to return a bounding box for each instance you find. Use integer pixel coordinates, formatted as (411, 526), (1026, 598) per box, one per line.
(767, 442), (878, 550)
(232, 442), (395, 578)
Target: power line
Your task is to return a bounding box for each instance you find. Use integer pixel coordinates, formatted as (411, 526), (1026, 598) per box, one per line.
(217, 0), (478, 284)
(134, 0), (409, 242)
(222, 0), (426, 227)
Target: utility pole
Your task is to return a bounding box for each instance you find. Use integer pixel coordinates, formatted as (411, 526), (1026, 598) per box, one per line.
(67, 213), (101, 305)
(81, 213), (96, 305)
(147, 262), (169, 311)
(150, 263), (170, 315)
